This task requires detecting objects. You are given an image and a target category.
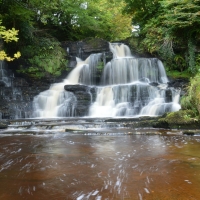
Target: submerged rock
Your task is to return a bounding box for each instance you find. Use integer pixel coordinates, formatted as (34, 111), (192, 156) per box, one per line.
(0, 120), (9, 129)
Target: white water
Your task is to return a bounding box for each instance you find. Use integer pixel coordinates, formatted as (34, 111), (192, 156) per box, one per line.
(0, 61), (12, 87)
(33, 43), (181, 118)
(33, 59), (86, 117)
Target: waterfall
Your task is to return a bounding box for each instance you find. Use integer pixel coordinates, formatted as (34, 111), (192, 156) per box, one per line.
(33, 43), (181, 118)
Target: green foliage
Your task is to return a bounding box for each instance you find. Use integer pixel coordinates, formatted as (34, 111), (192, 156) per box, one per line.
(0, 0), (131, 41)
(166, 69), (190, 79)
(18, 35), (67, 78)
(124, 0), (160, 27)
(173, 54), (187, 72)
(181, 73), (200, 115)
(195, 54), (200, 72)
(124, 0), (200, 73)
(0, 0), (132, 79)
(159, 110), (198, 124)
(90, 0), (132, 41)
(96, 61), (104, 72)
(188, 38), (196, 73)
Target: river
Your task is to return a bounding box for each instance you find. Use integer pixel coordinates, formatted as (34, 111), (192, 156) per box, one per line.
(0, 123), (200, 199)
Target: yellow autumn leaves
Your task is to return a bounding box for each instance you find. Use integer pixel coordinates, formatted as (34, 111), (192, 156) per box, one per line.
(0, 20), (21, 61)
(0, 51), (21, 61)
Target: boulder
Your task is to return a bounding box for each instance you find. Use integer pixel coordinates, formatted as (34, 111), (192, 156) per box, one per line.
(167, 78), (189, 89)
(0, 120), (9, 129)
(64, 84), (90, 92)
(64, 84), (96, 116)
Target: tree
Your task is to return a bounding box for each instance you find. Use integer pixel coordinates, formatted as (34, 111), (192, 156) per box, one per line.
(124, 0), (160, 28)
(86, 0), (132, 41)
(0, 0), (132, 78)
(160, 0), (200, 72)
(124, 0), (200, 73)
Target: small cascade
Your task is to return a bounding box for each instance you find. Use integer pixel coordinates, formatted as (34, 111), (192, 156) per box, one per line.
(79, 53), (102, 85)
(33, 43), (181, 118)
(0, 61), (12, 87)
(139, 87), (181, 116)
(109, 43), (132, 58)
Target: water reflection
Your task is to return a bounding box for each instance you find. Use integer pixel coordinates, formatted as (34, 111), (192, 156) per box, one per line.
(0, 134), (199, 199)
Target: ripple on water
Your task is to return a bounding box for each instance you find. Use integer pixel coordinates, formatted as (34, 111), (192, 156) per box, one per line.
(0, 134), (199, 199)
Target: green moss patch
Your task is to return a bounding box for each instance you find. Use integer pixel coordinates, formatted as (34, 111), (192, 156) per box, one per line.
(181, 73), (200, 115)
(166, 70), (191, 79)
(156, 110), (200, 129)
(160, 110), (197, 124)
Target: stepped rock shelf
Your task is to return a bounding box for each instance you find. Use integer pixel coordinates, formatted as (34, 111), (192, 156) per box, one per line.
(1, 117), (200, 135)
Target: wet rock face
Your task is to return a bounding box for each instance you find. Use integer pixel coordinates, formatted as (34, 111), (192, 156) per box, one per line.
(64, 84), (96, 116)
(0, 120), (8, 129)
(62, 38), (112, 78)
(0, 83), (47, 119)
(62, 38), (110, 60)
(64, 84), (90, 92)
(0, 78), (50, 119)
(168, 78), (189, 96)
(168, 78), (189, 88)
(0, 85), (32, 119)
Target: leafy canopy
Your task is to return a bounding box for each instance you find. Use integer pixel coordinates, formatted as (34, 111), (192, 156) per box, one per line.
(124, 0), (200, 73)
(0, 0), (132, 78)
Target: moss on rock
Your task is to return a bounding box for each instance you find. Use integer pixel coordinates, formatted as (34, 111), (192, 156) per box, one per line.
(181, 73), (200, 115)
(157, 110), (200, 129)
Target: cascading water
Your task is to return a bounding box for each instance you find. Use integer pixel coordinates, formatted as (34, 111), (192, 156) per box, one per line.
(33, 43), (181, 118)
(0, 60), (12, 87)
(89, 43), (181, 117)
(33, 54), (102, 117)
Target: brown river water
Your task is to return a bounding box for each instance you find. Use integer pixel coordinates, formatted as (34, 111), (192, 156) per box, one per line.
(0, 131), (200, 200)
